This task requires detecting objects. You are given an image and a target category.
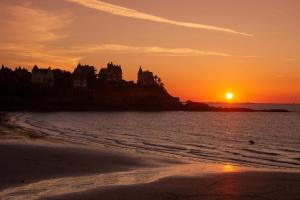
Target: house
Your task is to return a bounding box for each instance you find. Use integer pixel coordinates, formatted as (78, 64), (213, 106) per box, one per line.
(73, 63), (96, 88)
(15, 67), (31, 83)
(137, 66), (156, 86)
(98, 62), (122, 83)
(31, 65), (54, 87)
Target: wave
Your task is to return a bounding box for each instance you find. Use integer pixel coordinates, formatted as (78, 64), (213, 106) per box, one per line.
(241, 148), (280, 156)
(8, 112), (300, 170)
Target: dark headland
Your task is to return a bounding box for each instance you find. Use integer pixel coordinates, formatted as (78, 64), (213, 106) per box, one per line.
(0, 63), (289, 112)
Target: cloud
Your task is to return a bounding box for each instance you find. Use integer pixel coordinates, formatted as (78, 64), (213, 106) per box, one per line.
(283, 57), (296, 62)
(0, 4), (72, 43)
(0, 3), (252, 67)
(0, 41), (253, 68)
(0, 4), (77, 67)
(0, 42), (80, 67)
(63, 44), (234, 57)
(65, 0), (252, 36)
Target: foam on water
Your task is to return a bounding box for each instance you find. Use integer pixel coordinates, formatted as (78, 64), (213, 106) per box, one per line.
(8, 110), (300, 170)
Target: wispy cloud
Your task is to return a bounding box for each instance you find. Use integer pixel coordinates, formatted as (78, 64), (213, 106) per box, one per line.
(283, 57), (296, 62)
(65, 0), (252, 37)
(0, 3), (252, 67)
(0, 5), (72, 43)
(0, 42), (80, 67)
(63, 44), (241, 57)
(0, 4), (77, 67)
(0, 41), (252, 67)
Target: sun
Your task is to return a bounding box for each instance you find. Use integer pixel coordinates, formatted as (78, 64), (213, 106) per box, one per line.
(225, 92), (234, 100)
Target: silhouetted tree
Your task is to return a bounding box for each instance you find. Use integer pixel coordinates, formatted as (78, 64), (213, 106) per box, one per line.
(0, 66), (14, 83)
(14, 67), (31, 84)
(32, 65), (38, 72)
(52, 69), (72, 88)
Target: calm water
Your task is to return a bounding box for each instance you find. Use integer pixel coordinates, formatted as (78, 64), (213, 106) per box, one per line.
(9, 109), (300, 170)
(208, 102), (300, 112)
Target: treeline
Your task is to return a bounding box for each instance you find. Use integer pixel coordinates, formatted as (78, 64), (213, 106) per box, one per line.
(0, 65), (31, 85)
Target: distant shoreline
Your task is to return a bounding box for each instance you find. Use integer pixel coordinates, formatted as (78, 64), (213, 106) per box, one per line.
(0, 107), (290, 112)
(0, 64), (292, 113)
(0, 100), (290, 112)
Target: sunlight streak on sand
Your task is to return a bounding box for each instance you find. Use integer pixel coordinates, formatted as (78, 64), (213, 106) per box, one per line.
(0, 163), (243, 200)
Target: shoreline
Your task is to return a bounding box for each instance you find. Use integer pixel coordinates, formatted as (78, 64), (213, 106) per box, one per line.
(0, 140), (183, 190)
(44, 171), (300, 200)
(1, 141), (300, 200)
(0, 107), (290, 112)
(1, 118), (300, 200)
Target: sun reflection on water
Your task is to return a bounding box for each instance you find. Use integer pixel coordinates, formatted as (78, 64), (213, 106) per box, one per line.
(222, 164), (236, 172)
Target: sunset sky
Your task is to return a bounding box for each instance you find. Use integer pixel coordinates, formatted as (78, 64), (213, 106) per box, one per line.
(0, 0), (299, 103)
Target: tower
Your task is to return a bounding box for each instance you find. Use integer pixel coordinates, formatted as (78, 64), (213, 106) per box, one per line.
(137, 66), (143, 84)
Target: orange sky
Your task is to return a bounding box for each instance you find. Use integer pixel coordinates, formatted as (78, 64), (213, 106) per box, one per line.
(0, 0), (299, 103)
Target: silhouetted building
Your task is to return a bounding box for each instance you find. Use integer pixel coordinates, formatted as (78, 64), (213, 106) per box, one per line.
(0, 66), (31, 85)
(73, 63), (96, 88)
(15, 67), (31, 84)
(98, 62), (122, 83)
(52, 69), (72, 88)
(0, 66), (14, 83)
(31, 65), (54, 87)
(137, 66), (156, 86)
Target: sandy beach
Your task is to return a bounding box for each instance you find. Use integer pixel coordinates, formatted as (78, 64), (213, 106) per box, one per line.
(0, 142), (152, 190)
(44, 172), (300, 200)
(1, 117), (300, 200)
(1, 142), (300, 200)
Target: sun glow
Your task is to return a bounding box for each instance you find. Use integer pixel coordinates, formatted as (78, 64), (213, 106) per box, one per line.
(222, 164), (236, 172)
(225, 92), (234, 100)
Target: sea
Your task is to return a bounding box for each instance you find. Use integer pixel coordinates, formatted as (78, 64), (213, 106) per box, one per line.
(7, 103), (300, 170)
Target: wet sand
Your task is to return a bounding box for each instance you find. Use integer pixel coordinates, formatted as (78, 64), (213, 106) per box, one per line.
(0, 142), (178, 190)
(43, 172), (300, 200)
(0, 119), (300, 200)
(0, 142), (300, 200)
